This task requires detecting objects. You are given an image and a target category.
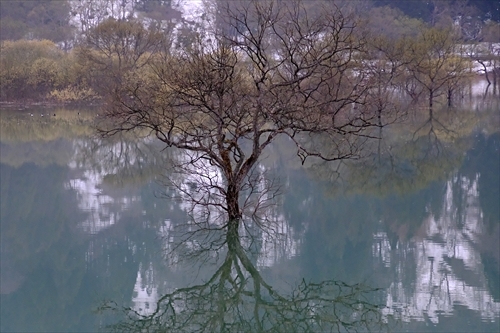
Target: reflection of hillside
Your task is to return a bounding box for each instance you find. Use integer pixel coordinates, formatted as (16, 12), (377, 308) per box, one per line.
(378, 175), (500, 323)
(65, 168), (141, 234)
(65, 137), (167, 234)
(131, 262), (159, 316)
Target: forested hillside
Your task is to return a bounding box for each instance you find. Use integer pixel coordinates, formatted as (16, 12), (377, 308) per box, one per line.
(375, 0), (499, 22)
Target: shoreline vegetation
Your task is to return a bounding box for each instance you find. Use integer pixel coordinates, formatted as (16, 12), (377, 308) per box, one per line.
(1, 1), (499, 109)
(0, 72), (494, 109)
(0, 100), (102, 109)
(0, 37), (496, 108)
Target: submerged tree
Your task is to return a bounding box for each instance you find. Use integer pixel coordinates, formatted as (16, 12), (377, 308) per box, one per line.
(405, 27), (471, 111)
(91, 0), (391, 232)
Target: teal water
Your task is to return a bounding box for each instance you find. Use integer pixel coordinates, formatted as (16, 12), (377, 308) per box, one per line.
(0, 102), (499, 332)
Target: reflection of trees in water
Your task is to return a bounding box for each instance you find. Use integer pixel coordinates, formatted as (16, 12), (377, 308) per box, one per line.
(292, 108), (473, 277)
(372, 127), (500, 322)
(78, 134), (389, 332)
(300, 106), (484, 246)
(70, 134), (302, 267)
(0, 139), (75, 167)
(0, 107), (96, 143)
(71, 134), (169, 186)
(104, 227), (387, 333)
(349, 107), (476, 195)
(68, 133), (318, 330)
(157, 146), (293, 257)
(64, 134), (175, 234)
(292, 106), (500, 325)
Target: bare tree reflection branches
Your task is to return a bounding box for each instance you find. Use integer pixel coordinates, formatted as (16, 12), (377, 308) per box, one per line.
(102, 226), (387, 333)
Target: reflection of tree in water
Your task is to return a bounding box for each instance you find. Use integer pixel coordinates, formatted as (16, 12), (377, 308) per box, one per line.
(72, 133), (170, 187)
(72, 134), (291, 251)
(343, 107), (477, 196)
(309, 108), (500, 325)
(292, 108), (475, 265)
(104, 226), (386, 333)
(299, 106), (481, 246)
(77, 132), (373, 332)
(287, 106), (500, 324)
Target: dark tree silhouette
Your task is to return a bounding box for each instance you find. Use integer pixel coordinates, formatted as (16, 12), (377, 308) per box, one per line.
(94, 0), (387, 232)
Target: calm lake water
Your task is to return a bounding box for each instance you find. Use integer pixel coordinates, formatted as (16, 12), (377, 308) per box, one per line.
(1, 95), (499, 332)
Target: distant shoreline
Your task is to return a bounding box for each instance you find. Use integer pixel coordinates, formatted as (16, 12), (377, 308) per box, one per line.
(0, 100), (101, 110)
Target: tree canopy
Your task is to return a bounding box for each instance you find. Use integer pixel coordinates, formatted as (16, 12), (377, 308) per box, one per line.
(86, 0), (395, 233)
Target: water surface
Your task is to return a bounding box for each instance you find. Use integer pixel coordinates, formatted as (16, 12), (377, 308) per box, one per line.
(0, 100), (499, 332)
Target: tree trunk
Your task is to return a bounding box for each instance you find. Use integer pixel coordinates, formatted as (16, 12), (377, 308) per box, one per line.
(493, 67), (498, 95)
(479, 60), (491, 85)
(429, 89), (434, 114)
(226, 183), (241, 231)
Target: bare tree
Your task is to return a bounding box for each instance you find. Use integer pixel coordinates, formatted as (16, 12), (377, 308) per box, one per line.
(96, 0), (386, 232)
(405, 27), (471, 112)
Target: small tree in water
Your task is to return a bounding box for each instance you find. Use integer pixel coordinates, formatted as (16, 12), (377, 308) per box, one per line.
(93, 0), (389, 232)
